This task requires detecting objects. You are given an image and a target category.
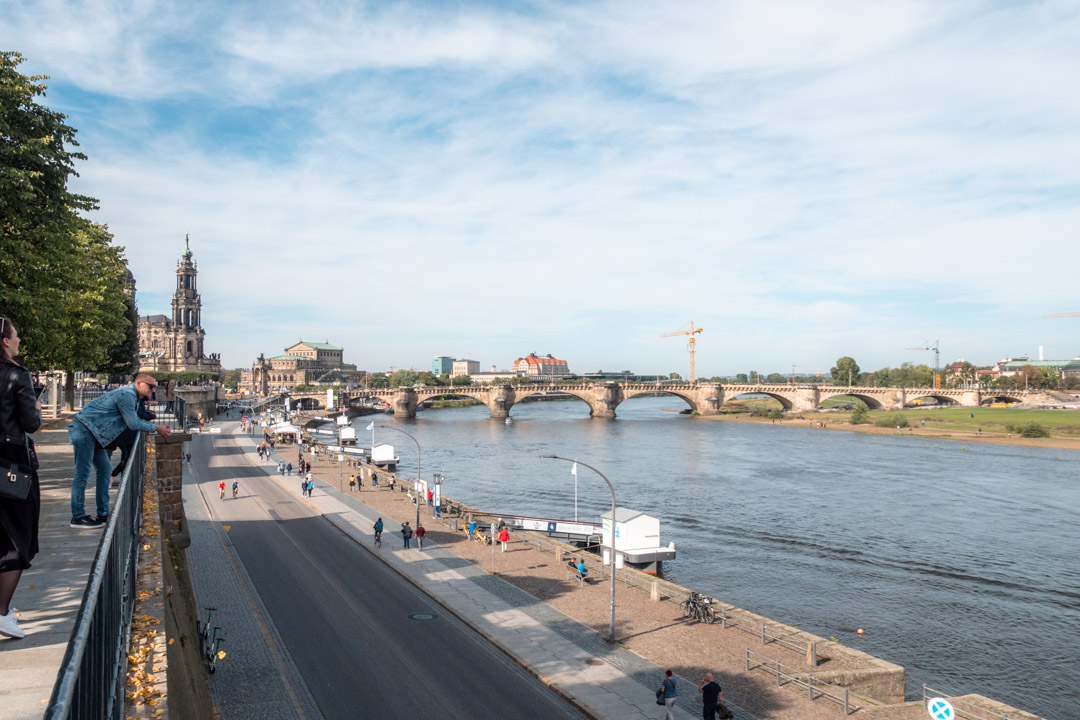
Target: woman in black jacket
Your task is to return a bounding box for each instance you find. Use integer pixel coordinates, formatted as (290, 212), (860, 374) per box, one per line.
(0, 317), (42, 640)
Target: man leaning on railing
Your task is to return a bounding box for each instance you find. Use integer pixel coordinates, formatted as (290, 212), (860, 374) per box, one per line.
(67, 374), (172, 530)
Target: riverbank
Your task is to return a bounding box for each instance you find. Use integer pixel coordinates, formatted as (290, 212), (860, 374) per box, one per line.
(703, 411), (1080, 451)
(296, 448), (1045, 720)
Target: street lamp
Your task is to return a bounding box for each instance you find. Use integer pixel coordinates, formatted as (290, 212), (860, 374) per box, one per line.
(539, 454), (617, 643)
(378, 425), (421, 532)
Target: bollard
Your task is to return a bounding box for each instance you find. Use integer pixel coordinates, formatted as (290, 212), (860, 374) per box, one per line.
(650, 581), (659, 602)
(807, 641), (817, 667)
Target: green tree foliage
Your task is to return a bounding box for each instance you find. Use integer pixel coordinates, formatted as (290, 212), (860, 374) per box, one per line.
(748, 370), (761, 383)
(669, 372), (682, 380)
(96, 288), (138, 378)
(1, 53), (127, 382)
(1006, 422), (1049, 438)
(765, 372), (786, 383)
(389, 369), (420, 387)
(366, 373), (390, 389)
(874, 413), (909, 428)
(849, 399), (869, 424)
(222, 369), (241, 389)
(734, 373), (748, 383)
(830, 357), (861, 386)
(451, 374), (472, 386)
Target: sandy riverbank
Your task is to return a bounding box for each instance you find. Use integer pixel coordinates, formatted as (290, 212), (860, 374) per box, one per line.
(700, 413), (1080, 451)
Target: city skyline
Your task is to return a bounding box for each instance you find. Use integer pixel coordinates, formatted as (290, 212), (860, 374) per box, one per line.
(4, 1), (1079, 374)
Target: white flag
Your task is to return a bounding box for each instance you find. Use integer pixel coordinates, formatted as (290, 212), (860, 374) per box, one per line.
(366, 421), (374, 431)
(571, 461), (577, 476)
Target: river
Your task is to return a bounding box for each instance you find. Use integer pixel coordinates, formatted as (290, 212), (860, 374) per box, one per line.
(350, 396), (1078, 719)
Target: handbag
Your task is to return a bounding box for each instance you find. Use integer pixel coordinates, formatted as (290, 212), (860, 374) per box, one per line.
(0, 437), (33, 501)
(717, 702), (734, 719)
(655, 688), (665, 705)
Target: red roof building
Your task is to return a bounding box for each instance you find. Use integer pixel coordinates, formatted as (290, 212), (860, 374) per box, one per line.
(513, 353), (571, 378)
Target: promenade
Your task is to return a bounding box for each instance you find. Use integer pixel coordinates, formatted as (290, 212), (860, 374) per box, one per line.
(0, 417), (106, 719)
(1, 417), (1042, 720)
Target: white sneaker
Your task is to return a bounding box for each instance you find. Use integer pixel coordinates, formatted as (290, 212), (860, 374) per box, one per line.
(0, 610), (25, 639)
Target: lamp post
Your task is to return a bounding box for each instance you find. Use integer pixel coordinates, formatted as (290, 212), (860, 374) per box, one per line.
(378, 425), (421, 531)
(539, 454), (617, 643)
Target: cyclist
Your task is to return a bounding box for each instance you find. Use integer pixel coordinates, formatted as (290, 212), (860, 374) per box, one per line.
(218, 481), (225, 500)
(231, 480), (239, 499)
(373, 517), (383, 546)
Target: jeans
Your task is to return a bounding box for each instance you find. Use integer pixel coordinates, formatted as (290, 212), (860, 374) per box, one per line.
(69, 422), (113, 519)
(664, 697), (676, 720)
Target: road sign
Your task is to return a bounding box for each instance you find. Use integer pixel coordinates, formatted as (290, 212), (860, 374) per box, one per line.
(927, 697), (954, 720)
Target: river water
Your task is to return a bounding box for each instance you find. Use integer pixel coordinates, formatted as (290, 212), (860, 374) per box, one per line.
(351, 397), (1078, 719)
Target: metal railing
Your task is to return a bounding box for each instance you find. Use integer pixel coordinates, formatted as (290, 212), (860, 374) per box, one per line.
(746, 649), (851, 714)
(45, 434), (147, 720)
(146, 396), (187, 431)
(922, 685), (1016, 720)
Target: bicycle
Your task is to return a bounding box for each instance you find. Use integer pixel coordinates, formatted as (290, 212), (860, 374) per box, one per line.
(374, 530), (382, 548)
(232, 483), (238, 499)
(219, 484), (225, 500)
(683, 591), (716, 624)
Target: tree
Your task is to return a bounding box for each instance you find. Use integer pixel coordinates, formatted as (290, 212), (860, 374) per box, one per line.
(389, 369), (420, 388)
(748, 370), (761, 383)
(849, 399), (869, 424)
(222, 369), (241, 389)
(735, 373), (748, 383)
(367, 373), (390, 389)
(669, 372), (682, 380)
(1018, 364), (1044, 389)
(451, 374), (472, 386)
(830, 357), (861, 386)
(1, 53), (129, 406)
(765, 372), (786, 383)
(96, 288), (138, 378)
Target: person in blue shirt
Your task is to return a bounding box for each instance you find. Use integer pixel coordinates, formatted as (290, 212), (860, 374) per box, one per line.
(658, 669), (678, 719)
(68, 375), (171, 529)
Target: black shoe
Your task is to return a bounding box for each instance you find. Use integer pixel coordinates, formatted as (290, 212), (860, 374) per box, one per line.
(70, 516), (105, 529)
(95, 515), (110, 525)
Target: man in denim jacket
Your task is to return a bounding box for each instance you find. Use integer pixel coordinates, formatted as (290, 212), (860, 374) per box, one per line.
(68, 374), (171, 529)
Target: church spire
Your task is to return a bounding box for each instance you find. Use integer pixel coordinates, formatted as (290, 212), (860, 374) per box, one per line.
(182, 232), (193, 262)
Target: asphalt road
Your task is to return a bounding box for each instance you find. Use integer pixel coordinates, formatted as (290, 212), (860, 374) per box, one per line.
(191, 425), (586, 720)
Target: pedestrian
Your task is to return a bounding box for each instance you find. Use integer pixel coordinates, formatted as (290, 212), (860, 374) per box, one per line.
(426, 488), (433, 506)
(658, 669), (677, 720)
(415, 522), (426, 549)
(286, 462), (292, 476)
(401, 521), (412, 548)
(699, 672), (729, 719)
(0, 317), (42, 639)
(349, 475), (356, 492)
(68, 373), (171, 529)
(278, 460), (285, 475)
(185, 451), (191, 463)
(305, 473), (313, 497)
(371, 472), (378, 488)
(498, 525), (509, 552)
(299, 477), (306, 495)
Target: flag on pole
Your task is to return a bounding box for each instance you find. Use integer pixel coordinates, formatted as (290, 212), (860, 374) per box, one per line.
(571, 461), (577, 476)
(366, 421), (374, 431)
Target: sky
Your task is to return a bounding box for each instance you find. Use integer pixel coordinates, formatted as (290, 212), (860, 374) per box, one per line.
(4, 0), (1080, 377)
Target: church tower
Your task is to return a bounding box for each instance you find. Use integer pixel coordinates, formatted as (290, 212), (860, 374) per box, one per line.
(137, 234), (221, 376)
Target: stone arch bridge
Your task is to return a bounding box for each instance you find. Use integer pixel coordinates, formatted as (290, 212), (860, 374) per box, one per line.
(285, 383), (1049, 420)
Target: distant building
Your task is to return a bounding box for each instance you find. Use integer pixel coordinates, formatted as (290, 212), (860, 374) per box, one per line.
(137, 235), (222, 376)
(452, 359), (480, 377)
(432, 356), (454, 377)
(994, 356), (1080, 379)
(240, 340), (364, 393)
(514, 353), (570, 379)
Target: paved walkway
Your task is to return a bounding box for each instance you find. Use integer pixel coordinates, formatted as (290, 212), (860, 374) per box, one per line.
(235, 431), (734, 720)
(0, 418), (113, 720)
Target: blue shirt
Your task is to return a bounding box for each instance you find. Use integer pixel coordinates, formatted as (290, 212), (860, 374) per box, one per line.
(73, 385), (155, 447)
(662, 677), (677, 699)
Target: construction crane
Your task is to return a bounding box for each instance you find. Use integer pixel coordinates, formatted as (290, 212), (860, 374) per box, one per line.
(1045, 312), (1080, 318)
(906, 340), (941, 388)
(661, 321), (703, 383)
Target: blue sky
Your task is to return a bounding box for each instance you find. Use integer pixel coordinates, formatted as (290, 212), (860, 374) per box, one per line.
(4, 0), (1079, 375)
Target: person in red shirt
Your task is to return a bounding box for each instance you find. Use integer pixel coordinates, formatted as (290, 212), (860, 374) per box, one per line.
(498, 526), (510, 552)
(415, 522), (426, 550)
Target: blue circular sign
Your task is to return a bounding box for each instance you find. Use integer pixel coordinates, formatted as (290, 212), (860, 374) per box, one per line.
(928, 697), (954, 720)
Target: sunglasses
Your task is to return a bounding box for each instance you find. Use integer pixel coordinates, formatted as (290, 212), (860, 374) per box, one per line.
(140, 379), (158, 389)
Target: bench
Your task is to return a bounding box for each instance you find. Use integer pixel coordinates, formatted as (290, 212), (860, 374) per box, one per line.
(566, 562), (589, 587)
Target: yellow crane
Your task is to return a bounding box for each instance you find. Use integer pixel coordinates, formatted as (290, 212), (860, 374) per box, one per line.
(661, 321), (703, 383)
(1044, 312), (1080, 318)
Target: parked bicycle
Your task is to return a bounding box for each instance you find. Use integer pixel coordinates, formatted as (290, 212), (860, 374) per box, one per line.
(683, 591), (716, 624)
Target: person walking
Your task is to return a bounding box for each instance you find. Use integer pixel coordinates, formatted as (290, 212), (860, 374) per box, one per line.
(286, 462), (292, 476)
(415, 522), (426, 550)
(699, 672), (727, 719)
(68, 373), (171, 528)
(401, 521), (412, 548)
(305, 473), (314, 497)
(658, 669), (677, 720)
(498, 525), (510, 552)
(349, 475), (356, 492)
(278, 460), (285, 475)
(0, 317), (42, 639)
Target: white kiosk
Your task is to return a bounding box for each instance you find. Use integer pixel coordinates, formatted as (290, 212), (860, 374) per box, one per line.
(601, 507), (677, 575)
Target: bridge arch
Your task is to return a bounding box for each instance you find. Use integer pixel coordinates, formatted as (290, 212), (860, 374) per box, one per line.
(512, 387), (600, 416)
(906, 393), (961, 407)
(979, 392), (1025, 406)
(726, 391), (795, 412)
(816, 390), (886, 410)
